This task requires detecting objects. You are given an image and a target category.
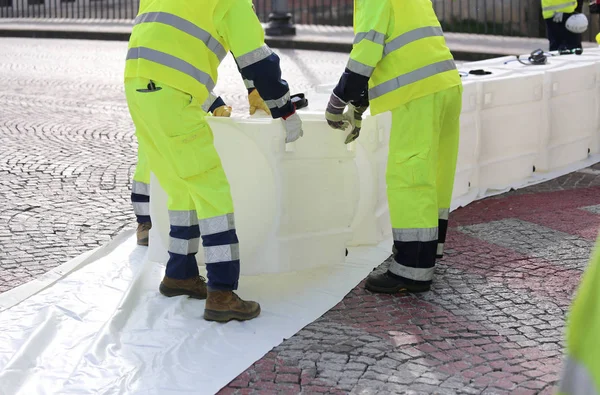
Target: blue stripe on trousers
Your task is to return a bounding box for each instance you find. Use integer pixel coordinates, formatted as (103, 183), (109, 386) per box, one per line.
(165, 225), (240, 291)
(165, 224), (200, 280)
(203, 229), (240, 291)
(131, 192), (150, 223)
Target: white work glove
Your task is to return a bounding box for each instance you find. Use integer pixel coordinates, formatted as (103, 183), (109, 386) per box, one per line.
(282, 112), (304, 143)
(553, 12), (564, 23)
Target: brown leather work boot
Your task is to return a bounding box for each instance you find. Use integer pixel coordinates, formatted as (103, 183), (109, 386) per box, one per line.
(136, 222), (152, 246)
(204, 290), (261, 322)
(159, 275), (207, 299)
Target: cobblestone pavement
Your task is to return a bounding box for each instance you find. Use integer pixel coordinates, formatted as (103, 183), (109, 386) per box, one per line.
(2, 37), (600, 394)
(220, 186), (600, 395)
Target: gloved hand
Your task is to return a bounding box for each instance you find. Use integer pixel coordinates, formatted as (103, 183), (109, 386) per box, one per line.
(212, 105), (232, 117)
(343, 104), (368, 144)
(325, 93), (351, 130)
(248, 89), (271, 115)
(553, 12), (564, 23)
(282, 111), (304, 143)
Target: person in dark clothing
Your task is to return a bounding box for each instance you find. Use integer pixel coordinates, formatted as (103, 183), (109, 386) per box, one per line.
(544, 0), (584, 51)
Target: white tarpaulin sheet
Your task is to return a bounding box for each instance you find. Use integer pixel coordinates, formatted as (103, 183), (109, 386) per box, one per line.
(0, 230), (392, 395)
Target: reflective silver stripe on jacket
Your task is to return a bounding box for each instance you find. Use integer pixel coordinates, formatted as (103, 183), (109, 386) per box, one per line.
(393, 227), (438, 242)
(244, 79), (255, 89)
(389, 261), (435, 281)
(202, 92), (218, 113)
(169, 210), (199, 227)
(127, 47), (216, 92)
(369, 59), (457, 100)
(542, 1), (577, 12)
(205, 244), (240, 263)
(199, 214), (235, 236)
(439, 208), (449, 221)
(265, 92), (290, 109)
(383, 26), (445, 57)
(558, 356), (599, 395)
(347, 58), (376, 78)
(133, 202), (150, 216)
(353, 30), (386, 46)
(236, 44), (274, 69)
(132, 180), (150, 196)
(170, 237), (200, 255)
(134, 12), (227, 61)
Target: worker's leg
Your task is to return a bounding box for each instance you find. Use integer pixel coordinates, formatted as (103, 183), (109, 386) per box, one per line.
(435, 85), (463, 260)
(132, 148), (152, 246)
(545, 18), (563, 51)
(124, 77), (260, 321)
(562, 13), (583, 50)
(366, 91), (443, 294)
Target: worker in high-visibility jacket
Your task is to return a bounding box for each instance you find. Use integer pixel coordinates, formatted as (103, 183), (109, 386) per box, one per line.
(326, 0), (462, 294)
(542, 0), (583, 51)
(124, 0), (304, 322)
(557, 233), (600, 394)
(131, 92), (233, 247)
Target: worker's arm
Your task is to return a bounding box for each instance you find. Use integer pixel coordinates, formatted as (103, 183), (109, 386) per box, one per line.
(204, 92), (232, 117)
(333, 1), (391, 105)
(232, 54), (271, 115)
(217, 2), (294, 119)
(208, 95), (226, 113)
(232, 55), (256, 93)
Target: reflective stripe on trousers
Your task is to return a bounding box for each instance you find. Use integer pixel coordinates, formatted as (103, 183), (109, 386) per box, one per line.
(437, 208), (450, 258)
(131, 180), (150, 222)
(167, 211), (240, 289)
(389, 227), (438, 282)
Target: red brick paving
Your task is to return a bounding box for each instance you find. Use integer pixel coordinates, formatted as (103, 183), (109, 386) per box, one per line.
(218, 177), (600, 394)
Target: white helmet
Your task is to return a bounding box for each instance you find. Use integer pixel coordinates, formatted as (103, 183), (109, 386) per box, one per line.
(565, 13), (589, 34)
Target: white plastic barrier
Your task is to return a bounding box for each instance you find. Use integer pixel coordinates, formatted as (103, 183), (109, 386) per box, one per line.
(147, 52), (600, 274)
(548, 53), (600, 154)
(457, 66), (545, 191)
(346, 112), (392, 246)
(149, 115), (359, 276)
(463, 55), (598, 171)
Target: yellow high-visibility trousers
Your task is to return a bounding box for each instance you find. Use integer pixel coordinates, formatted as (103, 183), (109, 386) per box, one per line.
(124, 77), (240, 290)
(386, 85), (462, 285)
(558, 233), (600, 394)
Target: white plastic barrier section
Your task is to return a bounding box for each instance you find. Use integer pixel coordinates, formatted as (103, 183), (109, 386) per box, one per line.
(346, 112), (392, 246)
(462, 55), (598, 172)
(149, 115), (358, 276)
(457, 67), (545, 191)
(147, 51), (600, 275)
(549, 53), (600, 154)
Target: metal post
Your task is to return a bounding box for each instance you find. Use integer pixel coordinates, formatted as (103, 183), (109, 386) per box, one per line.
(265, 0), (296, 36)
